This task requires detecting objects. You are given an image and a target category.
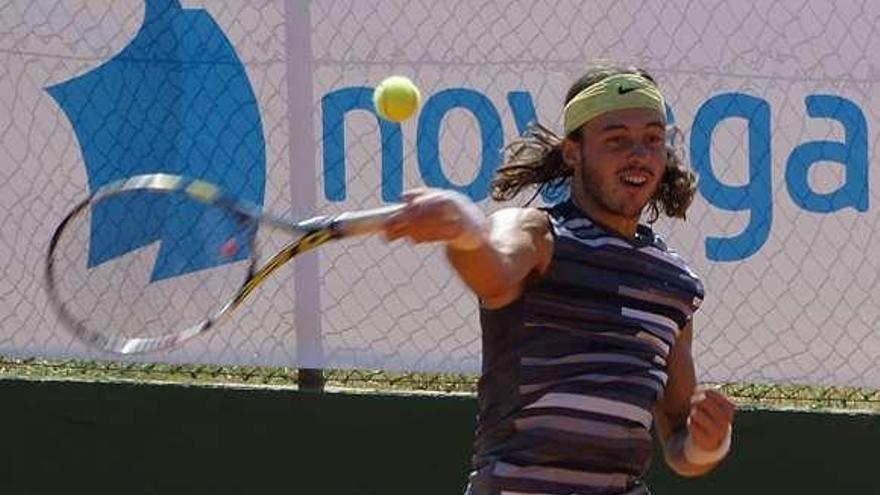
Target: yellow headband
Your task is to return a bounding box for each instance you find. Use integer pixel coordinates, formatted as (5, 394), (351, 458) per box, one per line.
(563, 73), (666, 134)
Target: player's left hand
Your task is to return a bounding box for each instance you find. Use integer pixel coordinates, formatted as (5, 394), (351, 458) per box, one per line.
(687, 388), (735, 451)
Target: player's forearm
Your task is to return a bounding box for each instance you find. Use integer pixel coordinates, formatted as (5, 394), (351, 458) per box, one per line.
(445, 208), (547, 307)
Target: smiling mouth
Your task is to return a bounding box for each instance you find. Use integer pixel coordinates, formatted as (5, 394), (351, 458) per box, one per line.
(619, 170), (652, 187)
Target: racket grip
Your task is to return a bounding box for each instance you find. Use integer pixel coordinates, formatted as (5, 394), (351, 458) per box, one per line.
(333, 203), (405, 237)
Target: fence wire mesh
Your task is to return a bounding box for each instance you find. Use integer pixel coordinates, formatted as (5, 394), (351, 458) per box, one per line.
(2, 356), (879, 410)
(1, 0), (879, 390)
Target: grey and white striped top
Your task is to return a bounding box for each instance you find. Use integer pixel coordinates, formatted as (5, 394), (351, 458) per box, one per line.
(469, 200), (704, 495)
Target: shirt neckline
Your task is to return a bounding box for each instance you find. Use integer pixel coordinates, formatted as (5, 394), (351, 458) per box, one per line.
(558, 199), (657, 249)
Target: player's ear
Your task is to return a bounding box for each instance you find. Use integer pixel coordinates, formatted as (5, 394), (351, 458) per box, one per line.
(561, 137), (581, 168)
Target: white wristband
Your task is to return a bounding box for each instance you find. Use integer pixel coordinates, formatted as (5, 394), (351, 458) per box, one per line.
(443, 191), (488, 251)
(683, 425), (732, 465)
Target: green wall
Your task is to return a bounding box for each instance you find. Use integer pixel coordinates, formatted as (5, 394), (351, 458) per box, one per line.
(1, 378), (877, 494)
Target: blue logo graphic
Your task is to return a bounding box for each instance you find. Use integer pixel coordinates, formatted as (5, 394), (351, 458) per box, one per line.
(323, 85), (868, 262)
(47, 0), (266, 280)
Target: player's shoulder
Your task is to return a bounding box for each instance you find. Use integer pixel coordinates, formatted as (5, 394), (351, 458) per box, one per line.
(647, 231), (704, 290)
(489, 206), (550, 232)
(648, 230), (685, 260)
(488, 207), (553, 263)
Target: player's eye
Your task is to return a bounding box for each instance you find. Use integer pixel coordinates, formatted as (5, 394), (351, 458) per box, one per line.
(645, 133), (664, 148)
(605, 136), (631, 149)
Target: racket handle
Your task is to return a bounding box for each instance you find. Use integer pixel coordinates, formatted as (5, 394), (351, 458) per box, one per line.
(332, 203), (405, 237)
(295, 204), (405, 237)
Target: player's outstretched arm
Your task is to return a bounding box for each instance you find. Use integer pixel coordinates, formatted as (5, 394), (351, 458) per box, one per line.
(655, 322), (736, 477)
(384, 189), (552, 309)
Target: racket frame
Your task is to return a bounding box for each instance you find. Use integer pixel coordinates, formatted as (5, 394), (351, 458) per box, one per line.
(45, 173), (401, 354)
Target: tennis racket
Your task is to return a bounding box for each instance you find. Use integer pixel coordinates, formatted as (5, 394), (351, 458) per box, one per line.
(45, 173), (402, 354)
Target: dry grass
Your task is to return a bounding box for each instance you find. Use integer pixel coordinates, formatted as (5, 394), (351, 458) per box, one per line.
(2, 356), (879, 410)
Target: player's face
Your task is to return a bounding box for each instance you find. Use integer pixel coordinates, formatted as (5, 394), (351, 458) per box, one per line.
(571, 107), (666, 221)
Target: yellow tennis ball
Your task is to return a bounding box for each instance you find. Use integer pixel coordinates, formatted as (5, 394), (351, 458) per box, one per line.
(373, 76), (421, 122)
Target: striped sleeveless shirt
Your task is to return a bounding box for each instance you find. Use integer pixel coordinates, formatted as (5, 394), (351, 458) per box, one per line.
(468, 200), (705, 495)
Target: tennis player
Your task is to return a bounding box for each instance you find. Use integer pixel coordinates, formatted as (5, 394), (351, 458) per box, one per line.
(385, 62), (735, 495)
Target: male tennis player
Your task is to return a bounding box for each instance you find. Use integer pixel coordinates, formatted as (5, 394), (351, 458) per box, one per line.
(385, 62), (735, 495)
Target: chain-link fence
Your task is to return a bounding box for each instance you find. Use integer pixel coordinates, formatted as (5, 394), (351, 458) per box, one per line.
(3, 356), (879, 411)
(1, 0), (879, 390)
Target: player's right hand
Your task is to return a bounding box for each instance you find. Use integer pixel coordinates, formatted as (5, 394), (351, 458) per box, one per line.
(383, 188), (488, 250)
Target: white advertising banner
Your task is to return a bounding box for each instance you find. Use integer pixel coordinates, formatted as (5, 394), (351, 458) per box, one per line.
(1, 0), (878, 386)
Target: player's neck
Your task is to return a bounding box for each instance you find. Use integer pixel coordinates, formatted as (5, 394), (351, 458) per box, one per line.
(571, 189), (639, 240)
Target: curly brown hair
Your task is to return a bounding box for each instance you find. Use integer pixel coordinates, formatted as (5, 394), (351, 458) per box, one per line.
(491, 62), (697, 222)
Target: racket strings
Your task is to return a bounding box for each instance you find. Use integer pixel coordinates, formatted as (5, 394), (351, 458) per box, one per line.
(48, 188), (258, 351)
